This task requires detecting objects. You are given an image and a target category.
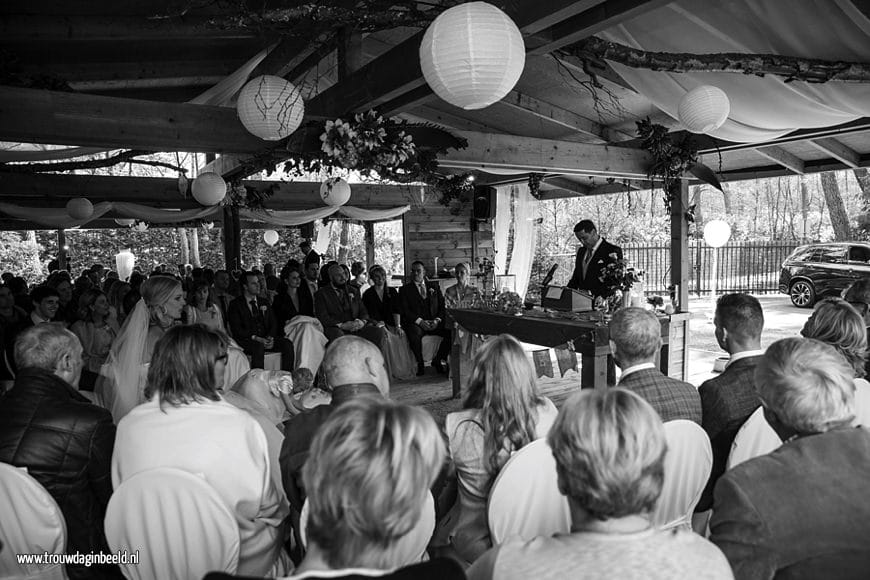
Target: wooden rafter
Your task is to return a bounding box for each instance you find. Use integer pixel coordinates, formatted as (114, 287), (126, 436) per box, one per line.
(542, 176), (592, 194)
(499, 91), (608, 144)
(808, 137), (860, 168)
(752, 145), (806, 174)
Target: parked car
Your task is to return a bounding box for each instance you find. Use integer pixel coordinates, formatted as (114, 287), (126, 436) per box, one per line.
(779, 242), (870, 307)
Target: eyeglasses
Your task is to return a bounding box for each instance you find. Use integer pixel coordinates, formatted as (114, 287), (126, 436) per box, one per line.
(216, 353), (229, 364)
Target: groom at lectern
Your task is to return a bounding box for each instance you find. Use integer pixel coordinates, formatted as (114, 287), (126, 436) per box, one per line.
(567, 219), (623, 298)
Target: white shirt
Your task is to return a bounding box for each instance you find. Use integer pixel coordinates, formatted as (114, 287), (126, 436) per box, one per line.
(618, 362), (656, 382)
(30, 311), (51, 325)
(726, 349), (765, 368)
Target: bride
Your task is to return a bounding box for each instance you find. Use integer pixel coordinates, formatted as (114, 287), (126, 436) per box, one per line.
(97, 275), (185, 423)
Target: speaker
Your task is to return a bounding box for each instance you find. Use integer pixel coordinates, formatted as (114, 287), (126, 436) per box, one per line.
(473, 186), (494, 221)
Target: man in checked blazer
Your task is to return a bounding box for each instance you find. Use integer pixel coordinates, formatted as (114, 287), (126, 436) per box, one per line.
(566, 219), (623, 298)
(400, 261), (452, 376)
(227, 271), (294, 371)
(611, 307), (702, 424)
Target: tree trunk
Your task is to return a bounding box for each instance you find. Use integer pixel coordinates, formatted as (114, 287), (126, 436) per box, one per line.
(337, 220), (350, 265)
(799, 175), (810, 242)
(191, 227), (201, 267)
(178, 227), (190, 265)
(853, 168), (870, 203)
(690, 185), (704, 232)
(820, 171), (851, 240)
(721, 186), (732, 215)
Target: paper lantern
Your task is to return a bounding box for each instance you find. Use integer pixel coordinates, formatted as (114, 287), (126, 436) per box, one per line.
(192, 172), (227, 206)
(319, 177), (351, 206)
(678, 86), (730, 133)
(703, 220), (732, 248)
(115, 249), (135, 281)
(263, 230), (279, 246)
(66, 197), (93, 220)
(237, 75), (305, 141)
(114, 218), (135, 227)
(420, 2), (525, 110)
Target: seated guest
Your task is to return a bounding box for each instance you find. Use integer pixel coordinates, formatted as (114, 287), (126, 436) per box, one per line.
(0, 283), (27, 381)
(112, 325), (291, 577)
(274, 268), (326, 374)
(273, 268), (315, 327)
(399, 261), (452, 376)
(70, 289), (120, 375)
(440, 334), (558, 564)
(364, 265), (414, 380)
(696, 293), (764, 513)
(301, 257), (321, 301)
(0, 324), (117, 580)
(611, 307), (702, 424)
(444, 262), (481, 307)
(227, 271), (294, 371)
(711, 337), (870, 578)
(348, 261), (369, 294)
(212, 269), (236, 326)
(4, 285), (64, 378)
(280, 336), (390, 513)
(10, 276), (31, 312)
(45, 272), (76, 324)
(183, 279), (226, 332)
(468, 388), (731, 580)
(315, 263), (385, 346)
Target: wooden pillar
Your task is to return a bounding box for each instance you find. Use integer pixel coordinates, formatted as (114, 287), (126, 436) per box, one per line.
(364, 222), (375, 270)
(670, 180), (690, 312)
(56, 229), (67, 271)
(222, 205), (241, 271)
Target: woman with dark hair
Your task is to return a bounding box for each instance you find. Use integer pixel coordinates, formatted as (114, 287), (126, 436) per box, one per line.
(183, 279), (226, 332)
(45, 271), (76, 323)
(439, 334), (558, 563)
(273, 268), (326, 373)
(363, 265), (414, 380)
(70, 289), (119, 374)
(112, 325), (291, 577)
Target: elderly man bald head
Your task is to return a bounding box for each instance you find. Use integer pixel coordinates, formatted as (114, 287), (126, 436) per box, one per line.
(322, 335), (390, 397)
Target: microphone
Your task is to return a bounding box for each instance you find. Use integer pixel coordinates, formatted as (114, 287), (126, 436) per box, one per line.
(541, 264), (558, 288)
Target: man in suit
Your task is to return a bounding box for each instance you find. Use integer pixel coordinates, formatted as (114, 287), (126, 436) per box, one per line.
(400, 261), (452, 376)
(695, 293), (764, 513)
(227, 271), (294, 370)
(211, 269), (235, 327)
(315, 263), (385, 346)
(611, 307), (702, 424)
(300, 255), (321, 306)
(711, 337), (870, 578)
(566, 219), (623, 297)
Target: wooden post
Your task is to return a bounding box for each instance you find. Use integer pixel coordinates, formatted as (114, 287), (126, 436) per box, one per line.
(670, 180), (690, 312)
(364, 222), (375, 270)
(56, 229), (67, 271)
(222, 205), (241, 271)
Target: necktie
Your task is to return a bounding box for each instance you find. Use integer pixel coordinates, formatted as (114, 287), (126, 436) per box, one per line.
(584, 249), (594, 267)
(418, 283), (426, 299)
(250, 299), (258, 318)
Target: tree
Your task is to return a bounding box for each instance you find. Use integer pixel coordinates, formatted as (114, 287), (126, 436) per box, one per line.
(819, 171), (851, 240)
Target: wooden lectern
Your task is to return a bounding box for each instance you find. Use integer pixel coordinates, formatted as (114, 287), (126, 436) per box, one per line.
(541, 286), (593, 312)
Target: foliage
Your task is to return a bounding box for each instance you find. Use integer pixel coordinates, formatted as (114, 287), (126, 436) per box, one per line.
(598, 258), (644, 295)
(223, 182), (277, 210)
(636, 118), (700, 211)
(0, 232), (44, 284)
(434, 174), (475, 214)
(528, 173), (544, 199)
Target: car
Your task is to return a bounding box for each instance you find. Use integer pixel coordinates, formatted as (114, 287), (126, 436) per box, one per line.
(779, 242), (870, 308)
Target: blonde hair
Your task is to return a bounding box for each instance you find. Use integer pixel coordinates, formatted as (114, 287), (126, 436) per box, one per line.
(755, 337), (855, 434)
(140, 275), (181, 327)
(464, 334), (545, 475)
(303, 398), (445, 569)
(801, 298), (867, 377)
(548, 388), (666, 520)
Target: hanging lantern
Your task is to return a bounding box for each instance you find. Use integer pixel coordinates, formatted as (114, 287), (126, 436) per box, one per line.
(115, 249), (136, 281)
(419, 2), (525, 110)
(237, 75), (305, 141)
(319, 177), (351, 206)
(66, 197), (94, 220)
(191, 172), (227, 206)
(703, 220), (732, 248)
(678, 86), (730, 134)
(263, 230), (279, 246)
(114, 218), (135, 227)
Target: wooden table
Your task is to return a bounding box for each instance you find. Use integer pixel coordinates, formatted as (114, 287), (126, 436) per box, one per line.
(447, 309), (691, 397)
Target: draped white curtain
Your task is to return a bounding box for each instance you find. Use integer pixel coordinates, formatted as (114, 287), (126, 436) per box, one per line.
(601, 0), (870, 143)
(493, 186), (512, 273)
(491, 183), (538, 300)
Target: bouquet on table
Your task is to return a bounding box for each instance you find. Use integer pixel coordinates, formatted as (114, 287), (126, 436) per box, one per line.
(597, 258), (644, 315)
(496, 291), (523, 315)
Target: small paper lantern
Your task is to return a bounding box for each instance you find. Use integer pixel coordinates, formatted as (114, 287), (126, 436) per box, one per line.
(263, 230), (279, 246)
(66, 197), (93, 220)
(678, 86), (730, 134)
(703, 220), (732, 248)
(237, 75), (305, 141)
(420, 2), (525, 110)
(192, 172), (227, 206)
(114, 218), (135, 227)
(319, 177), (351, 206)
(115, 249), (135, 281)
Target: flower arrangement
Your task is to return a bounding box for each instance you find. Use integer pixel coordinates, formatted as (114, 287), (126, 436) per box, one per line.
(599, 257), (644, 297)
(496, 291), (523, 315)
(221, 182), (276, 210)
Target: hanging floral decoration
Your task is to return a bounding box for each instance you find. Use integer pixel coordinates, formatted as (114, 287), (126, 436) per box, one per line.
(528, 172), (544, 199)
(434, 173), (476, 214)
(220, 182), (278, 210)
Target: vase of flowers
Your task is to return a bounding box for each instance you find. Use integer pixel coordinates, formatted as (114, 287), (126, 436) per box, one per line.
(598, 259), (644, 318)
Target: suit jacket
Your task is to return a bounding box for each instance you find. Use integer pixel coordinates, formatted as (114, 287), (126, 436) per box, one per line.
(618, 367), (702, 424)
(271, 290), (314, 332)
(399, 281), (445, 326)
(227, 295), (278, 340)
(363, 286), (400, 325)
(710, 428), (870, 579)
(567, 238), (623, 297)
(314, 285), (369, 328)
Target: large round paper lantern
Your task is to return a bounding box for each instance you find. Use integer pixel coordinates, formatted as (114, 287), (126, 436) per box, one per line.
(319, 177), (351, 206)
(114, 218), (135, 227)
(237, 75), (305, 141)
(420, 2), (525, 110)
(66, 197), (93, 220)
(263, 230), (279, 246)
(115, 249), (135, 281)
(703, 220), (732, 248)
(678, 86), (730, 134)
(192, 172), (227, 206)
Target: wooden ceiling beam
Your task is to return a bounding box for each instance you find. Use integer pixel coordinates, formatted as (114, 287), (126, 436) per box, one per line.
(753, 145), (806, 175)
(0, 15), (257, 41)
(808, 137), (861, 169)
(542, 176), (592, 195)
(498, 91), (607, 144)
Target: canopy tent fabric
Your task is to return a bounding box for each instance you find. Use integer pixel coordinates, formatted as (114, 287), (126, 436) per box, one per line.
(492, 182), (537, 300)
(0, 201), (410, 229)
(601, 0), (870, 143)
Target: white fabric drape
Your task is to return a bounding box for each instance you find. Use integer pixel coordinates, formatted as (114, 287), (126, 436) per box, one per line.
(283, 316), (328, 374)
(510, 183), (537, 299)
(313, 221), (331, 254)
(493, 186), (512, 273)
(600, 0), (870, 143)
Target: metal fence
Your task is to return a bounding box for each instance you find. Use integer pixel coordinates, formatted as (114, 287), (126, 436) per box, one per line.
(540, 241), (800, 295)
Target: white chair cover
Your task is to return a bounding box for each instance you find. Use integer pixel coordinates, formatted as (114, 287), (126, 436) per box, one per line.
(299, 493), (436, 567)
(487, 439), (571, 545)
(284, 316), (328, 374)
(0, 463), (68, 579)
(104, 468), (240, 580)
(421, 335), (442, 364)
(223, 340), (251, 391)
(652, 420), (712, 530)
(727, 406), (782, 470)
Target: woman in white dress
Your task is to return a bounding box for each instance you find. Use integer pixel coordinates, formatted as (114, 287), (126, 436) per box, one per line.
(440, 334), (558, 563)
(97, 275), (185, 423)
(183, 280), (225, 332)
(112, 324), (291, 577)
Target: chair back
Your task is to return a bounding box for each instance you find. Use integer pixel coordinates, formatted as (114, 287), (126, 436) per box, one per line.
(0, 463), (68, 579)
(487, 439), (570, 545)
(299, 492), (436, 567)
(727, 406), (781, 470)
(652, 420), (712, 530)
(105, 468), (240, 580)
